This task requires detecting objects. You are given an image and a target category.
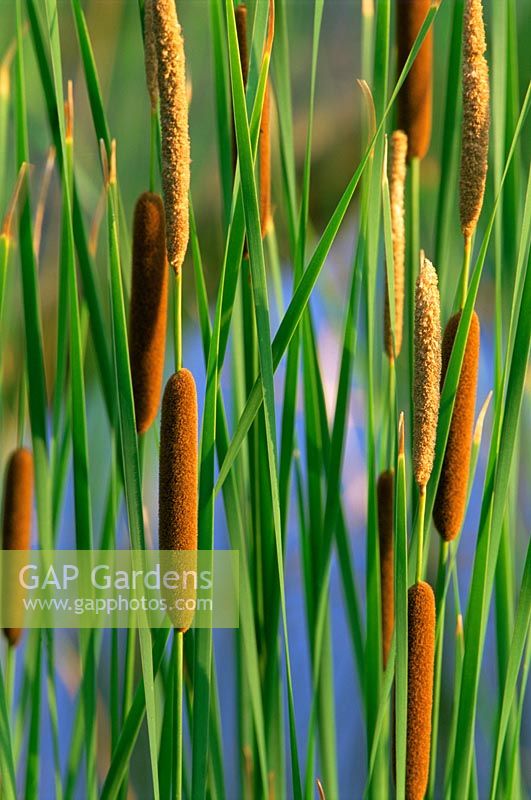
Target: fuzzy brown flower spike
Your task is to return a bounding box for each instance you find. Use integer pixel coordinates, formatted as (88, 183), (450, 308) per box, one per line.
(413, 255), (441, 488)
(143, 0), (158, 111)
(152, 0), (190, 274)
(235, 5), (249, 86)
(384, 130), (408, 359)
(159, 369), (198, 631)
(232, 5), (249, 173)
(377, 469), (394, 668)
(459, 0), (490, 241)
(433, 310), (480, 540)
(129, 192), (168, 434)
(406, 580), (435, 800)
(2, 448), (33, 647)
(159, 369), (198, 552)
(396, 0), (433, 161)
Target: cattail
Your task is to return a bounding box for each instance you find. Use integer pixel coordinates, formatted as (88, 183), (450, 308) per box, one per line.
(384, 130), (408, 359)
(143, 0), (158, 111)
(232, 5), (249, 173)
(129, 192), (168, 434)
(236, 4), (249, 86)
(413, 255), (441, 487)
(159, 369), (198, 551)
(396, 0), (433, 161)
(2, 448), (33, 647)
(433, 311), (480, 541)
(159, 369), (198, 630)
(259, 80), (272, 237)
(377, 469), (394, 668)
(459, 0), (490, 241)
(406, 580), (435, 800)
(152, 0), (190, 274)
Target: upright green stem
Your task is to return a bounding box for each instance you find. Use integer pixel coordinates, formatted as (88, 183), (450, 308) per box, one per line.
(408, 157), (420, 461)
(460, 236), (472, 309)
(5, 645), (14, 717)
(16, 374), (26, 446)
(118, 628), (137, 800)
(150, 109), (158, 194)
(174, 631), (184, 800)
(138, 433), (145, 474)
(388, 357), (396, 466)
(416, 484), (426, 584)
(361, 0), (374, 84)
(428, 539), (449, 797)
(174, 272), (183, 372)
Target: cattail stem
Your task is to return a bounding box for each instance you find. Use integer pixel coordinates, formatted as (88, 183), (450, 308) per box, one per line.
(6, 645), (14, 707)
(150, 109), (158, 193)
(460, 236), (472, 309)
(173, 272), (182, 372)
(119, 627), (137, 797)
(428, 539), (449, 796)
(388, 357), (396, 466)
(173, 630), (184, 800)
(416, 484), (426, 584)
(408, 157), (421, 450)
(17, 375), (26, 446)
(361, 0), (374, 83)
(138, 432), (146, 473)
(377, 469), (395, 669)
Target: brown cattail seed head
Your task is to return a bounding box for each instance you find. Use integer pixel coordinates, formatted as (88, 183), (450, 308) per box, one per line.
(377, 469), (394, 668)
(143, 0), (158, 111)
(232, 5), (249, 174)
(129, 192), (168, 434)
(235, 5), (249, 85)
(159, 370), (198, 631)
(2, 448), (33, 647)
(413, 255), (441, 487)
(260, 81), (272, 237)
(159, 369), (198, 552)
(396, 0), (433, 160)
(406, 580), (435, 800)
(433, 310), (480, 541)
(384, 130), (408, 359)
(459, 0), (490, 241)
(152, 0), (190, 274)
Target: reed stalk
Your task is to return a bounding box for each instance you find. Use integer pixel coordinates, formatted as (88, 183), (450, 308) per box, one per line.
(159, 368), (198, 797)
(377, 469), (394, 668)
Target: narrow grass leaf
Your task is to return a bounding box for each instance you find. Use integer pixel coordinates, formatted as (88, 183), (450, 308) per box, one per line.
(0, 663), (16, 800)
(15, 0), (52, 549)
(489, 538), (531, 799)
